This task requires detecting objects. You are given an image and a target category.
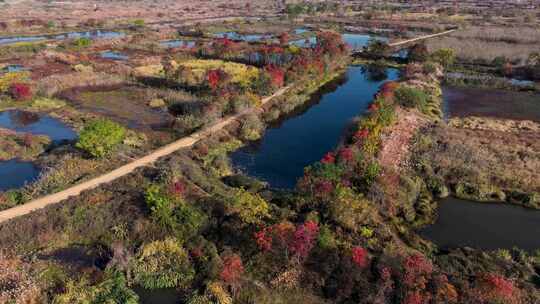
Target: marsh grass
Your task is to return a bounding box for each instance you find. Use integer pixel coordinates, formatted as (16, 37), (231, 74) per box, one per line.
(427, 36), (536, 63)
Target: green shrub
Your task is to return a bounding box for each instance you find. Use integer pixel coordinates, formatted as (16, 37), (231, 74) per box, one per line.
(230, 188), (270, 224)
(145, 184), (207, 240)
(318, 225), (337, 249)
(74, 37), (91, 48)
(431, 48), (455, 67)
(145, 184), (175, 226)
(239, 113), (264, 141)
(132, 238), (195, 289)
(53, 272), (138, 304)
(394, 86), (428, 109)
(76, 119), (126, 158)
(363, 161), (381, 187)
(422, 61), (438, 74)
(133, 19), (145, 27)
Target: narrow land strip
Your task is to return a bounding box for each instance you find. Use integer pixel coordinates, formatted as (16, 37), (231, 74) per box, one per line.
(0, 86), (290, 224)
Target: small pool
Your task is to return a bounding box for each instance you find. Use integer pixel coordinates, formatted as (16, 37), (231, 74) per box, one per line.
(442, 86), (540, 122)
(0, 110), (77, 142)
(1, 64), (26, 73)
(134, 287), (181, 304)
(289, 37), (317, 48)
(160, 39), (196, 48)
(0, 159), (40, 191)
(342, 33), (387, 50)
(0, 30), (125, 46)
(294, 28), (310, 34)
(420, 197), (540, 252)
(213, 31), (270, 42)
(100, 51), (129, 61)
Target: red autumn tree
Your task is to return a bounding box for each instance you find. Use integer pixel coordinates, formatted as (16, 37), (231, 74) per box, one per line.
(265, 65), (285, 88)
(474, 273), (519, 304)
(254, 222), (295, 253)
(168, 180), (186, 198)
(321, 152), (336, 164)
(289, 220), (319, 261)
(351, 247), (369, 268)
(220, 254), (244, 284)
(353, 129), (369, 143)
(402, 253), (433, 290)
(279, 32), (290, 45)
(9, 83), (32, 101)
(338, 147), (354, 163)
(206, 69), (227, 91)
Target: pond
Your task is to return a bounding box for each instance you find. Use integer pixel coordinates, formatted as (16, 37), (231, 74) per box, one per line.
(420, 197), (540, 252)
(1, 64), (26, 73)
(134, 287), (182, 304)
(342, 33), (387, 50)
(160, 39), (196, 48)
(0, 110), (77, 142)
(0, 159), (40, 191)
(100, 51), (129, 61)
(213, 31), (270, 42)
(443, 86), (540, 122)
(289, 33), (387, 49)
(294, 28), (310, 34)
(230, 65), (400, 189)
(0, 30), (125, 45)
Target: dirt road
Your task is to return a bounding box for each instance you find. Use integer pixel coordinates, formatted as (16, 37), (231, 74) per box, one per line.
(0, 86), (289, 224)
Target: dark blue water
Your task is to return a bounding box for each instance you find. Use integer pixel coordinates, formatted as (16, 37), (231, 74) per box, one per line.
(0, 159), (40, 191)
(420, 197), (540, 252)
(231, 65), (400, 189)
(160, 39), (195, 48)
(0, 30), (124, 45)
(0, 110), (77, 142)
(100, 51), (129, 61)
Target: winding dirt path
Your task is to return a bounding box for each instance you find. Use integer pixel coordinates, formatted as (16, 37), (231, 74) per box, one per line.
(0, 86), (290, 224)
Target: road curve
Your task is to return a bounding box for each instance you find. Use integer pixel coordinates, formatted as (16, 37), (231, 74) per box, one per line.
(0, 86), (290, 224)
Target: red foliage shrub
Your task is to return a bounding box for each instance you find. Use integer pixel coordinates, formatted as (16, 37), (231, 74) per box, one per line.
(22, 134), (34, 147)
(254, 228), (273, 252)
(351, 247), (369, 268)
(206, 69), (226, 91)
(402, 253), (433, 289)
(169, 180), (186, 198)
(368, 103), (379, 112)
(404, 291), (426, 304)
(315, 179), (334, 197)
(215, 37), (237, 54)
(9, 83), (32, 101)
(290, 220), (319, 260)
(220, 254), (244, 284)
(353, 129), (369, 142)
(338, 147), (354, 163)
(321, 152), (336, 164)
(380, 81), (400, 94)
(316, 31), (349, 56)
(254, 222), (295, 253)
(474, 273), (518, 303)
(265, 65), (285, 87)
(279, 32), (290, 45)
